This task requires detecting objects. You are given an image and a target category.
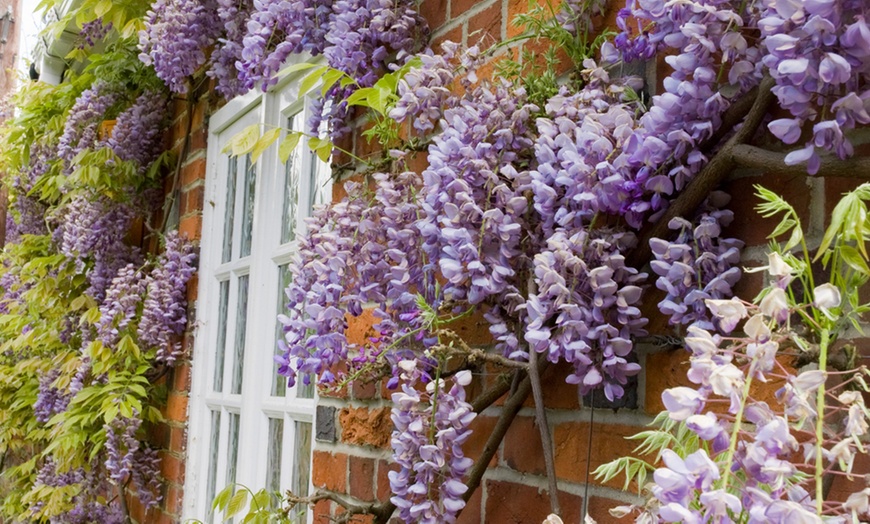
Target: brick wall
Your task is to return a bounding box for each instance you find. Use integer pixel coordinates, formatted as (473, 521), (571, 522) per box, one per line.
(128, 86), (214, 524)
(125, 1), (870, 522)
(309, 1), (870, 523)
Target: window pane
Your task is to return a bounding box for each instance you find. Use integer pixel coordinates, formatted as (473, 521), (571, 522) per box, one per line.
(291, 421), (312, 523)
(231, 275), (250, 394)
(308, 157), (331, 214)
(265, 418), (283, 494)
(281, 112), (304, 244)
(226, 412), (240, 486)
(213, 280), (230, 392)
(272, 264), (292, 397)
(298, 374), (315, 399)
(205, 410), (222, 510)
(221, 156), (237, 263)
(240, 154), (256, 258)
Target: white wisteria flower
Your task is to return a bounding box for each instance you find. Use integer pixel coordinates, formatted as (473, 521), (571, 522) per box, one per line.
(813, 283), (841, 311)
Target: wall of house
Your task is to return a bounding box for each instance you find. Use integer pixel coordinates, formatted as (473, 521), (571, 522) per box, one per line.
(308, 1), (870, 523)
(127, 85), (214, 524)
(131, 1), (870, 522)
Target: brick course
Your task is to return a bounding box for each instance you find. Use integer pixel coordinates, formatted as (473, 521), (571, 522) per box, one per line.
(127, 0), (870, 521)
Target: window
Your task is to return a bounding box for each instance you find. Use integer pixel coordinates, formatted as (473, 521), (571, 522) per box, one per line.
(184, 67), (331, 522)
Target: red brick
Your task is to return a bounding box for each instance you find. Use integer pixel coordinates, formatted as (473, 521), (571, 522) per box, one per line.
(376, 459), (400, 501)
(645, 348), (792, 416)
(348, 456), (376, 501)
(507, 0), (546, 38)
(828, 452), (870, 502)
(503, 415), (545, 475)
(448, 309), (495, 347)
(159, 452), (184, 485)
(185, 273), (199, 302)
(180, 157), (206, 187)
(164, 485), (183, 515)
(181, 184), (205, 216)
(450, 0), (481, 20)
(553, 421), (642, 491)
(484, 480), (582, 523)
(168, 426), (186, 454)
(178, 214), (203, 242)
(339, 406), (392, 448)
(172, 363), (191, 393)
(312, 451), (348, 492)
(165, 392), (188, 422)
(456, 482), (482, 524)
(129, 493), (146, 524)
(587, 496), (634, 524)
(463, 414), (499, 465)
(189, 127), (208, 153)
(313, 499), (332, 524)
(420, 0), (448, 29)
(467, 2), (502, 44)
(433, 26), (463, 49)
(346, 309), (378, 346)
(154, 512), (173, 524)
(352, 379), (379, 400)
(520, 362), (581, 410)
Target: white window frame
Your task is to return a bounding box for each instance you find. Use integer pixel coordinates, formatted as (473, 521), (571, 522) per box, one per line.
(183, 56), (330, 522)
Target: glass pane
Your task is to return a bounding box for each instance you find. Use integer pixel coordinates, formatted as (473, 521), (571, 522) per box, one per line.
(231, 275), (250, 394)
(281, 113), (304, 244)
(272, 264), (293, 397)
(226, 412), (240, 486)
(213, 280), (230, 392)
(291, 421), (312, 523)
(308, 157), (331, 214)
(298, 373), (315, 399)
(265, 418), (284, 495)
(205, 410), (222, 510)
(239, 154), (256, 258)
(221, 156), (237, 263)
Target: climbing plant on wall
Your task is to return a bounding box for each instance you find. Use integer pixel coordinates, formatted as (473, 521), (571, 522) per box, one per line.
(0, 1), (197, 521)
(139, 0), (870, 521)
(4, 0), (869, 521)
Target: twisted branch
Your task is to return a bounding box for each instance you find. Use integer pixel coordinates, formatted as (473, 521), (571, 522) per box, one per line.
(731, 144), (870, 178)
(628, 76), (777, 268)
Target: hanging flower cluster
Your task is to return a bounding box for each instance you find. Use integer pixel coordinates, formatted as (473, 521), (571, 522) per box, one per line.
(650, 200), (743, 331)
(139, 0), (429, 136)
(0, 37), (196, 517)
(760, 0), (870, 172)
(390, 367), (475, 523)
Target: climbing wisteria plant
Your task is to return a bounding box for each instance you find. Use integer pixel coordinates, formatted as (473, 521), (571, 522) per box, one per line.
(137, 0), (870, 521)
(596, 184), (870, 523)
(0, 1), (198, 522)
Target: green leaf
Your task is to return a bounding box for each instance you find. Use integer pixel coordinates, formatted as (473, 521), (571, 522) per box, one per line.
(117, 335), (139, 359)
(225, 490), (249, 520)
(94, 0), (112, 16)
(213, 484), (234, 511)
(252, 490), (271, 511)
(320, 69), (344, 97)
(251, 128), (281, 164)
(70, 296), (88, 311)
(298, 66), (328, 99)
(783, 223), (803, 252)
(346, 87), (377, 108)
(223, 124), (261, 157)
(839, 245), (870, 276)
(314, 140), (332, 163)
(278, 132), (302, 163)
(276, 62), (322, 79)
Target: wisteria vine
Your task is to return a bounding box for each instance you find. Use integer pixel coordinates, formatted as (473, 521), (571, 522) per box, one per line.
(0, 10), (197, 520)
